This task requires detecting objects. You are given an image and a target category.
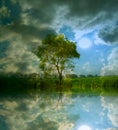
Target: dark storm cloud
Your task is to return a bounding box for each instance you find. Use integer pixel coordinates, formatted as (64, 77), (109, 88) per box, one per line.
(1, 0), (118, 29)
(0, 0), (55, 74)
(1, 0), (118, 36)
(66, 0), (118, 16)
(61, 0), (118, 30)
(0, 0), (55, 39)
(7, 24), (55, 40)
(0, 0), (21, 25)
(18, 0), (118, 35)
(99, 25), (118, 44)
(24, 6), (55, 24)
(0, 41), (9, 58)
(21, 0), (118, 16)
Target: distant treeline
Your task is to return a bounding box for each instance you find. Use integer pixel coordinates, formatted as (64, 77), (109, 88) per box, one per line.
(0, 73), (40, 94)
(0, 73), (118, 95)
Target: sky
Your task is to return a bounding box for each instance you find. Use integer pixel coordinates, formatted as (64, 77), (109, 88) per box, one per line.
(0, 0), (118, 76)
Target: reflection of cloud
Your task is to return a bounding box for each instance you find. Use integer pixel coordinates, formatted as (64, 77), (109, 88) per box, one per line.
(0, 95), (117, 130)
(104, 128), (118, 130)
(58, 122), (74, 130)
(0, 115), (9, 130)
(101, 96), (118, 128)
(27, 115), (58, 130)
(0, 95), (75, 130)
(101, 47), (118, 75)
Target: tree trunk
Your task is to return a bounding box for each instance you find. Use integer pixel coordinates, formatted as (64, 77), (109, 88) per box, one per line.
(59, 74), (62, 92)
(56, 64), (63, 92)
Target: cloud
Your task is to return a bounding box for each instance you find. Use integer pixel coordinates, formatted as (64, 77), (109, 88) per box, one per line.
(66, 0), (118, 17)
(1, 0), (118, 31)
(0, 0), (21, 25)
(52, 0), (118, 30)
(0, 2), (55, 74)
(75, 60), (101, 75)
(18, 0), (118, 32)
(0, 33), (40, 74)
(8, 24), (55, 40)
(101, 47), (118, 75)
(93, 31), (107, 45)
(99, 25), (118, 44)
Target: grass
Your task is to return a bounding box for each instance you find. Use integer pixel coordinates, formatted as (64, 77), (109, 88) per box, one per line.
(70, 76), (118, 96)
(0, 75), (118, 96)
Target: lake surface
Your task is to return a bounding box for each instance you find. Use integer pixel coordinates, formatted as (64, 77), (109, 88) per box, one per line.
(0, 93), (118, 130)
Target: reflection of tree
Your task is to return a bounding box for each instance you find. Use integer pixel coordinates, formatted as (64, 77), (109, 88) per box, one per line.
(55, 92), (63, 108)
(38, 93), (64, 109)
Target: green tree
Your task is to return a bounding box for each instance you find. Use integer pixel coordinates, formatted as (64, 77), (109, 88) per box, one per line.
(34, 34), (80, 92)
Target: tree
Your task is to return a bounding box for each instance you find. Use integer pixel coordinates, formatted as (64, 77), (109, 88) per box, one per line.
(87, 74), (93, 77)
(79, 74), (86, 78)
(33, 34), (80, 92)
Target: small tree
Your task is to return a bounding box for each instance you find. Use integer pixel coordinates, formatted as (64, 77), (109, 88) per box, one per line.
(34, 34), (80, 92)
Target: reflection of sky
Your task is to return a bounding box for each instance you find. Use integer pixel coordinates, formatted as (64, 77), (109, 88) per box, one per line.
(68, 96), (117, 130)
(0, 95), (118, 130)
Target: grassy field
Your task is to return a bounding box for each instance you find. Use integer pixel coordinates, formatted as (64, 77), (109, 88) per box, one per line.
(0, 74), (118, 96)
(70, 76), (118, 96)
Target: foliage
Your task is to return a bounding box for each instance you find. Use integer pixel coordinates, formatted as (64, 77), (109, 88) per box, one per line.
(33, 34), (80, 90)
(0, 73), (40, 95)
(0, 73), (117, 96)
(71, 76), (118, 95)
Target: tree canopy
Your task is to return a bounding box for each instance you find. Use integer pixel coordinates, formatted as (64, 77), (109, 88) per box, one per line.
(34, 34), (80, 90)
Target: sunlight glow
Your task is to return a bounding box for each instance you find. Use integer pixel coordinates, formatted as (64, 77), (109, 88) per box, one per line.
(78, 38), (92, 49)
(78, 125), (91, 130)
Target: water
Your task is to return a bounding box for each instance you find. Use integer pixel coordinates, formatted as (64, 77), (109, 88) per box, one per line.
(0, 94), (118, 130)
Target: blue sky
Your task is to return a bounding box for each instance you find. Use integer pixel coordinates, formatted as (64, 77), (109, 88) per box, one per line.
(0, 0), (118, 75)
(59, 25), (117, 75)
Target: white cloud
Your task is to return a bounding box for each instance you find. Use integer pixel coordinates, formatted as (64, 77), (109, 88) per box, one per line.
(0, 31), (39, 74)
(79, 62), (94, 75)
(101, 47), (118, 75)
(83, 62), (90, 70)
(93, 31), (107, 45)
(51, 5), (70, 33)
